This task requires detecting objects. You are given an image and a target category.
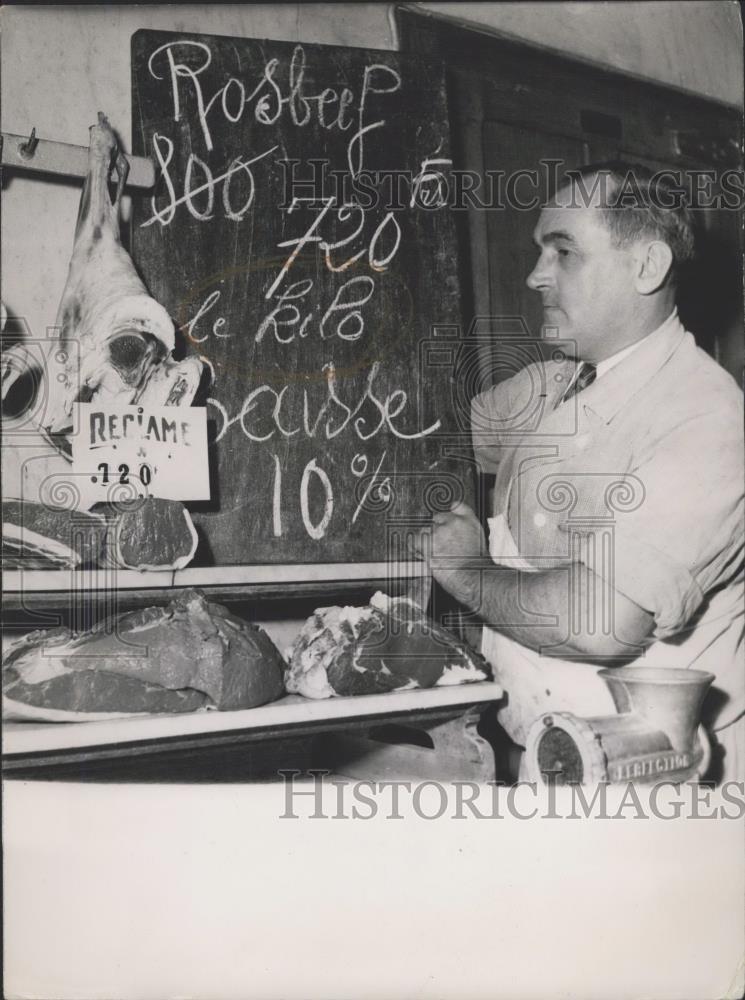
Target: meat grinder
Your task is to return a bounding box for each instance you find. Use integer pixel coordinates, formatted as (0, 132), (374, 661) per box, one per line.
(525, 666), (714, 785)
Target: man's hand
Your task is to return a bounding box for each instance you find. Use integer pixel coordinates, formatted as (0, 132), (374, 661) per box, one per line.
(431, 501), (485, 559)
(411, 501), (487, 608)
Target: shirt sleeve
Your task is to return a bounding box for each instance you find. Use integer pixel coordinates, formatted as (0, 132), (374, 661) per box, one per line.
(575, 410), (744, 639)
(471, 363), (549, 474)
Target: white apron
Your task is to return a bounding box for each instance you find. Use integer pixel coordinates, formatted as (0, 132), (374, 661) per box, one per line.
(481, 507), (745, 781)
(481, 510), (616, 748)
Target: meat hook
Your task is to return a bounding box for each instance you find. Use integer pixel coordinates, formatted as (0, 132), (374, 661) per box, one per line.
(18, 127), (39, 160)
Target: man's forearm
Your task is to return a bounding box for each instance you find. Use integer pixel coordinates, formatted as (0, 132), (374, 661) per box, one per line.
(437, 560), (653, 659)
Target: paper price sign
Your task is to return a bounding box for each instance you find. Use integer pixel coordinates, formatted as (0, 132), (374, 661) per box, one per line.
(72, 403), (210, 502)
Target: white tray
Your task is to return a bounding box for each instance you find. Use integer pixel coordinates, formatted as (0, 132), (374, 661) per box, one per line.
(2, 682), (504, 757)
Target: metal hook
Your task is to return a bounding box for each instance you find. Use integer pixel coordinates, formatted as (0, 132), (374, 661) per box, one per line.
(18, 128), (39, 160)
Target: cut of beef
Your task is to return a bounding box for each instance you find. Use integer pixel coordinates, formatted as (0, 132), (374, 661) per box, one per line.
(2, 499), (107, 567)
(286, 592), (492, 699)
(4, 651), (210, 715)
(107, 497), (198, 570)
(3, 589), (286, 717)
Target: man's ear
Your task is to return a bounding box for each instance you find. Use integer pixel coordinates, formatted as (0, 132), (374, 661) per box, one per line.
(633, 240), (674, 294)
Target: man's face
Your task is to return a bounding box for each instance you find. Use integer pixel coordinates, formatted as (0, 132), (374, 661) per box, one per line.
(526, 188), (639, 362)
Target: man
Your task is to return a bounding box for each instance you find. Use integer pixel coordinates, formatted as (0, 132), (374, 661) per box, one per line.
(416, 162), (744, 782)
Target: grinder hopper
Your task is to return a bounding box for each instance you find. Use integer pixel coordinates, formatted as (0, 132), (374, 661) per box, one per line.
(599, 666), (715, 754)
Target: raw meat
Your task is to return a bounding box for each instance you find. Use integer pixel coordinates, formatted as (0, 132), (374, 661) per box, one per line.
(1, 114), (205, 447)
(286, 592), (491, 699)
(2, 498), (107, 568)
(3, 589), (286, 717)
(44, 113), (204, 434)
(1, 115), (207, 570)
(107, 497), (198, 570)
(2, 493), (198, 572)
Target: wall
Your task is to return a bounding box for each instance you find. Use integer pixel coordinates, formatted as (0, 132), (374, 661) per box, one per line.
(417, 1), (743, 107)
(2, 2), (741, 337)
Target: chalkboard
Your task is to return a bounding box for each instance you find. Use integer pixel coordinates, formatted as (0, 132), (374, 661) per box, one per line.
(131, 29), (471, 565)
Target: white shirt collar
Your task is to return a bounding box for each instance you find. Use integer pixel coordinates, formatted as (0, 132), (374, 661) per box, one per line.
(595, 309), (679, 380)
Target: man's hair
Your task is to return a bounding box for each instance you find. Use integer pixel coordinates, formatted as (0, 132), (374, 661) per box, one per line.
(557, 160), (696, 272)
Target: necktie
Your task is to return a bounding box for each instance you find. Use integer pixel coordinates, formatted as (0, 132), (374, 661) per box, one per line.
(557, 361), (597, 407)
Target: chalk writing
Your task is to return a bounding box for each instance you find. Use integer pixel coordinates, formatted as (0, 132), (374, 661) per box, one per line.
(300, 459), (334, 540)
(142, 135), (276, 227)
(206, 362), (441, 445)
(182, 290), (230, 343)
(147, 41), (401, 181)
(265, 198), (401, 300)
(351, 450), (391, 524)
(410, 154), (454, 209)
(133, 31), (457, 559)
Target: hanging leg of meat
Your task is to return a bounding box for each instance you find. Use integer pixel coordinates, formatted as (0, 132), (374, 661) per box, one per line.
(44, 113), (204, 434)
(2, 118), (205, 568)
